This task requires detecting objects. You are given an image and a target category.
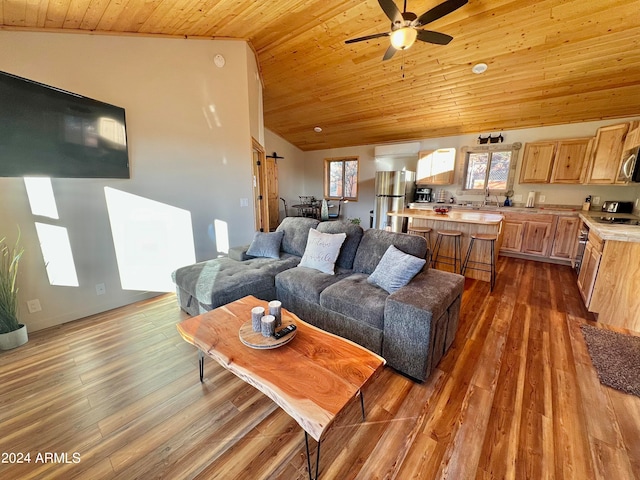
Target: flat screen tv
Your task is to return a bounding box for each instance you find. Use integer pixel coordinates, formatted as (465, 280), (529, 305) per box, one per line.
(0, 71), (129, 178)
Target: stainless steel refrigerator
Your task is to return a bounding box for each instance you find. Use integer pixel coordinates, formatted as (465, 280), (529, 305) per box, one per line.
(373, 170), (416, 232)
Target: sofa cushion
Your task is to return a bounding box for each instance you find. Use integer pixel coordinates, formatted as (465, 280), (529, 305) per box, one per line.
(319, 274), (387, 330)
(276, 217), (319, 257)
(353, 229), (427, 275)
(316, 221), (364, 269)
(299, 228), (346, 275)
(246, 231), (284, 259)
(172, 254), (300, 309)
(275, 266), (353, 304)
(368, 245), (426, 293)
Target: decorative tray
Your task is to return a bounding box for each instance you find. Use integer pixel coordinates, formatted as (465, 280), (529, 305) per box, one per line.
(238, 317), (297, 349)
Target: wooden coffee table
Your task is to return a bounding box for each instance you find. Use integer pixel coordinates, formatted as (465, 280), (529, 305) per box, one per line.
(176, 295), (385, 479)
(178, 296), (386, 479)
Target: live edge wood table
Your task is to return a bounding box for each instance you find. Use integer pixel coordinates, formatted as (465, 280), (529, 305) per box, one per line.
(176, 295), (386, 480)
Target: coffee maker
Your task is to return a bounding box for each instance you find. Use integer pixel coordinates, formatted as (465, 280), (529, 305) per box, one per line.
(415, 187), (432, 203)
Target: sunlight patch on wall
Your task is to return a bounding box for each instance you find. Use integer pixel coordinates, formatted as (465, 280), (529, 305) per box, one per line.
(34, 223), (79, 287)
(105, 187), (196, 292)
(213, 219), (230, 254)
(24, 177), (59, 219)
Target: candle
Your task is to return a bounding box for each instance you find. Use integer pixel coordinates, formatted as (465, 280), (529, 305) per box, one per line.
(251, 306), (265, 332)
(269, 300), (282, 327)
(261, 315), (276, 337)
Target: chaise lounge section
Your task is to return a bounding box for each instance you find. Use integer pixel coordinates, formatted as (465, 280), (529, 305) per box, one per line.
(172, 217), (464, 381)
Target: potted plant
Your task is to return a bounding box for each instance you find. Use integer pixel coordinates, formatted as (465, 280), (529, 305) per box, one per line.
(0, 230), (27, 350)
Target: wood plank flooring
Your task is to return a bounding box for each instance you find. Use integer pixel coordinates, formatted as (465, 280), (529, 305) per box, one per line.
(1, 257), (639, 479)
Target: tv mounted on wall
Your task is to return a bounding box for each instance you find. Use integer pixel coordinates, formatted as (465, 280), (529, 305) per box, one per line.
(0, 71), (130, 179)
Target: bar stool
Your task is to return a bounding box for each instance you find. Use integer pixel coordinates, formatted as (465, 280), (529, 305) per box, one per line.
(432, 230), (462, 273)
(461, 233), (497, 291)
(408, 225), (432, 260)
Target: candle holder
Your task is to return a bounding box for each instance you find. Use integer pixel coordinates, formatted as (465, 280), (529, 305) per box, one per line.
(261, 315), (276, 337)
(251, 306), (265, 332)
(269, 300), (282, 327)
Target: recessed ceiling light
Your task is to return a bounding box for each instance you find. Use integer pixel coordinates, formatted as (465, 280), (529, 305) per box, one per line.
(314, 126), (323, 133)
(472, 63), (488, 74)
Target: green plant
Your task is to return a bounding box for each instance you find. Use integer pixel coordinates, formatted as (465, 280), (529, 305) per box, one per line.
(0, 230), (24, 334)
(348, 217), (361, 225)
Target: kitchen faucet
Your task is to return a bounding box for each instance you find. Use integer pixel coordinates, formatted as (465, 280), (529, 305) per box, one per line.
(484, 188), (500, 207)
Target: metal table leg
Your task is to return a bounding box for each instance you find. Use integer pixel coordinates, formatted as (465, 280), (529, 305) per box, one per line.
(198, 349), (204, 383)
(303, 390), (366, 479)
(305, 432), (321, 480)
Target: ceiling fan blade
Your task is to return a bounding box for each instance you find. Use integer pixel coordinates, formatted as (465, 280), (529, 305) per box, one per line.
(378, 0), (403, 25)
(345, 32), (390, 44)
(415, 0), (468, 27)
(416, 29), (453, 45)
(382, 45), (397, 61)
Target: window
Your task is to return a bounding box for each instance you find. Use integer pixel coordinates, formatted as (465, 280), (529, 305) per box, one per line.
(324, 157), (358, 201)
(461, 143), (521, 193)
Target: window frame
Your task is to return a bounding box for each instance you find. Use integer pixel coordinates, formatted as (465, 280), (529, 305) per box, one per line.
(460, 143), (522, 194)
(324, 156), (359, 201)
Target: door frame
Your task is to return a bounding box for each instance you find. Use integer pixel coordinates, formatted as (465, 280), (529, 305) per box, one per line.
(252, 138), (268, 232)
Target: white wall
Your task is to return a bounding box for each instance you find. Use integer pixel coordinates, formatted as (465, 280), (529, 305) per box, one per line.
(0, 32), (262, 331)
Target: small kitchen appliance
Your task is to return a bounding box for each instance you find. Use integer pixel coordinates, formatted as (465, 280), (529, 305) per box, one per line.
(601, 201), (634, 213)
(415, 187), (432, 203)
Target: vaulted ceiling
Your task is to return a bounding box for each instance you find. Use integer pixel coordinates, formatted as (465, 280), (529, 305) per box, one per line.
(2, 0), (640, 151)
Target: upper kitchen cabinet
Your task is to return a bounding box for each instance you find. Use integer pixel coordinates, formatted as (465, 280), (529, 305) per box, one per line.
(550, 138), (592, 184)
(584, 123), (629, 184)
(520, 138), (591, 184)
(416, 148), (456, 185)
(519, 142), (556, 183)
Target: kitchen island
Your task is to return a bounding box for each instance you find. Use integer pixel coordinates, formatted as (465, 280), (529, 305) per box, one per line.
(389, 209), (503, 282)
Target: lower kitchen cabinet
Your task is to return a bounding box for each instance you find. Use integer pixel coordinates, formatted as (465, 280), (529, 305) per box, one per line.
(577, 232), (603, 307)
(582, 233), (640, 332)
(499, 213), (554, 258)
(550, 216), (581, 259)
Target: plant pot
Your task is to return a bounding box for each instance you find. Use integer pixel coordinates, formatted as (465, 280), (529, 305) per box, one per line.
(0, 323), (28, 350)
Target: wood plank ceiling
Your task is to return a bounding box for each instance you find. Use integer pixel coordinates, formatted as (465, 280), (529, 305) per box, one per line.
(2, 0), (640, 151)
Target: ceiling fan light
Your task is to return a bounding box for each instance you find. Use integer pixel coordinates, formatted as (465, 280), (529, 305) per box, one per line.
(390, 27), (417, 50)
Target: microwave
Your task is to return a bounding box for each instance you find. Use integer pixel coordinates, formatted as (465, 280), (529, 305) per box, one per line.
(618, 146), (640, 183)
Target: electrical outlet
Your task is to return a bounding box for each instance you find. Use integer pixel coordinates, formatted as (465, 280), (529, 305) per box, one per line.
(539, 195), (546, 203)
(95, 283), (106, 296)
(27, 299), (42, 314)
(240, 198), (249, 207)
(514, 194), (523, 202)
(593, 196), (600, 205)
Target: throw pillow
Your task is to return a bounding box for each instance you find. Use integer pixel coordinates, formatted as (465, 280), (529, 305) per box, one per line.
(298, 228), (347, 275)
(246, 231), (284, 259)
(368, 244), (426, 293)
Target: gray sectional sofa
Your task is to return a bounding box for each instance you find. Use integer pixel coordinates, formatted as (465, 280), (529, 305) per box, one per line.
(172, 217), (465, 381)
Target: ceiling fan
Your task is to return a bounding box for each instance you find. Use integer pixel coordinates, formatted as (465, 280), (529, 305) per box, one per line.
(345, 0), (468, 61)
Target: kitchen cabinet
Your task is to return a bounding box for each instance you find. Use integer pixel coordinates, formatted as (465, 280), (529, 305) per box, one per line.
(622, 123), (640, 151)
(550, 216), (581, 260)
(519, 142), (556, 183)
(498, 212), (554, 257)
(416, 149), (455, 185)
(589, 239), (640, 332)
(577, 236), (602, 308)
(520, 138), (591, 184)
(500, 221), (524, 252)
(585, 123), (629, 184)
(550, 138), (592, 184)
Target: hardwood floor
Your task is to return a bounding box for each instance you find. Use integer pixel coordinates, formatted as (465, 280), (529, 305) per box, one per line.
(1, 257), (639, 479)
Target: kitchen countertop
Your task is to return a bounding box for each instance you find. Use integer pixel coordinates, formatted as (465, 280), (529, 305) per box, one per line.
(389, 208), (503, 225)
(409, 203), (582, 216)
(408, 202), (640, 242)
(579, 212), (640, 243)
